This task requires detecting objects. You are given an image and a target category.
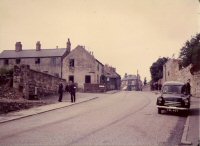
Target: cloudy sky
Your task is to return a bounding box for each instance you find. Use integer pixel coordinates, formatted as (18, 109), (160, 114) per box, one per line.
(0, 0), (199, 81)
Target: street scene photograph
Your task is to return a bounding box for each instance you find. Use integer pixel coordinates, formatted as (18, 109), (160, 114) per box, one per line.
(0, 0), (199, 146)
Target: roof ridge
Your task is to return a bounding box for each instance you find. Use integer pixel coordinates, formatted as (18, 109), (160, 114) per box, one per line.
(2, 48), (66, 51)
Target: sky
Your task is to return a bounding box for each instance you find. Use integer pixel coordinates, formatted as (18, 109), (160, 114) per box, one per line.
(0, 0), (199, 81)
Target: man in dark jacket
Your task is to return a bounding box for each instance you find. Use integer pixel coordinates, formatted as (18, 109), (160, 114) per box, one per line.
(185, 79), (191, 95)
(69, 81), (76, 103)
(58, 83), (63, 102)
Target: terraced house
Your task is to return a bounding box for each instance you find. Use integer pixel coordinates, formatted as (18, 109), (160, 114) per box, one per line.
(0, 39), (71, 78)
(0, 39), (120, 91)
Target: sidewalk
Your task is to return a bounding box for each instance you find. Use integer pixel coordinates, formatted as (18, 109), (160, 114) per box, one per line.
(181, 97), (200, 146)
(0, 92), (101, 123)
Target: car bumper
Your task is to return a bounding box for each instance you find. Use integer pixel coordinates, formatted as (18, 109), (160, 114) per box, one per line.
(157, 105), (189, 111)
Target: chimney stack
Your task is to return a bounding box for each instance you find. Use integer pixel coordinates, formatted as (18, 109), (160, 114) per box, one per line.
(66, 38), (71, 52)
(36, 41), (41, 51)
(15, 42), (22, 52)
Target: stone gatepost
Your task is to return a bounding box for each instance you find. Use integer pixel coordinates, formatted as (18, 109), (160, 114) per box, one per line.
(21, 65), (30, 99)
(13, 65), (30, 99)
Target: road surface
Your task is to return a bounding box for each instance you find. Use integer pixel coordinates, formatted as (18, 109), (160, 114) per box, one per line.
(0, 91), (186, 146)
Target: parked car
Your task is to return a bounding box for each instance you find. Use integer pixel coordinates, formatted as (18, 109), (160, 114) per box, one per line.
(156, 81), (190, 114)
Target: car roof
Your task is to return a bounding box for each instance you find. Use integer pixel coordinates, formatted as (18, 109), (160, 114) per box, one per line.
(163, 81), (185, 86)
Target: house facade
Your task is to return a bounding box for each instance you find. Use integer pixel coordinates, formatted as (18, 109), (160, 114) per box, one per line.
(121, 74), (142, 91)
(62, 45), (104, 90)
(103, 64), (121, 90)
(0, 40), (71, 78)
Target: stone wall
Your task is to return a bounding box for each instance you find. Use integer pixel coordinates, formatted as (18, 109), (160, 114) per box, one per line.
(13, 65), (66, 99)
(84, 83), (106, 93)
(163, 59), (200, 97)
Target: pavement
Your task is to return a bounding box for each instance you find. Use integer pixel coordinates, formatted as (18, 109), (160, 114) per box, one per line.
(0, 90), (119, 124)
(180, 96), (200, 146)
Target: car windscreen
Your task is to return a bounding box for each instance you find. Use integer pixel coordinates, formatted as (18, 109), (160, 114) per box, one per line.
(162, 85), (184, 94)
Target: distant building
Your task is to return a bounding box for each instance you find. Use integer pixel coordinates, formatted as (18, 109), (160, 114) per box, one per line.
(0, 39), (71, 78)
(121, 74), (142, 91)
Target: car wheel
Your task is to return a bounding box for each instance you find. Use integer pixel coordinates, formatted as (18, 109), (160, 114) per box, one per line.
(158, 108), (162, 114)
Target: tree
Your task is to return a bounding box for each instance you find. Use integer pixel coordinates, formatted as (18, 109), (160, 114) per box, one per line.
(150, 57), (168, 82)
(179, 33), (200, 72)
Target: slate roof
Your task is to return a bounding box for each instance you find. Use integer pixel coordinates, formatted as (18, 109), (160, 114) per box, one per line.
(0, 48), (67, 59)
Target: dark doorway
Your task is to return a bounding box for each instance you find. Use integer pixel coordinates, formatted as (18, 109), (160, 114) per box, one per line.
(85, 75), (91, 83)
(69, 75), (74, 83)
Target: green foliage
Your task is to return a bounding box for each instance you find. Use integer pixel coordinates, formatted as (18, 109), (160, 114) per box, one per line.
(179, 33), (200, 71)
(150, 57), (168, 82)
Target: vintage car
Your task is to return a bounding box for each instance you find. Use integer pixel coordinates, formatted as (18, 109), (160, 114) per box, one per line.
(156, 81), (190, 114)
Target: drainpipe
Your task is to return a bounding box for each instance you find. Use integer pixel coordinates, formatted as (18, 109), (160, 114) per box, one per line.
(61, 57), (63, 79)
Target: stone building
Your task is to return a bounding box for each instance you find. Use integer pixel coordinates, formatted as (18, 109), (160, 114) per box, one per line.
(121, 74), (142, 91)
(62, 45), (104, 90)
(0, 39), (71, 78)
(163, 58), (200, 97)
(103, 64), (121, 90)
(0, 39), (121, 92)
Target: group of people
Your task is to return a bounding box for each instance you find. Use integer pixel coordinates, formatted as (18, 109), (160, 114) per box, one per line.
(58, 81), (76, 103)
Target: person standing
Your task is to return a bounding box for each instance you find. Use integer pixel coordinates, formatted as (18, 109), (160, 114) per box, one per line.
(186, 79), (191, 95)
(69, 81), (76, 103)
(58, 83), (63, 102)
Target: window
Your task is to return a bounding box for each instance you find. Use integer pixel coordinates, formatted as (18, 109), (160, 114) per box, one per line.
(162, 85), (183, 94)
(69, 59), (74, 67)
(168, 71), (170, 76)
(69, 75), (74, 83)
(4, 59), (9, 65)
(97, 64), (99, 71)
(35, 58), (40, 64)
(85, 75), (91, 83)
(16, 58), (21, 64)
(51, 57), (56, 65)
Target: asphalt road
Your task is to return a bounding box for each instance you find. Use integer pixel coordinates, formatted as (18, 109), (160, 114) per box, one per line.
(0, 91), (186, 146)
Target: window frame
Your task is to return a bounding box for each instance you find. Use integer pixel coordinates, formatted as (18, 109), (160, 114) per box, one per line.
(69, 59), (75, 67)
(16, 58), (21, 64)
(35, 58), (40, 64)
(85, 75), (91, 83)
(4, 59), (9, 65)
